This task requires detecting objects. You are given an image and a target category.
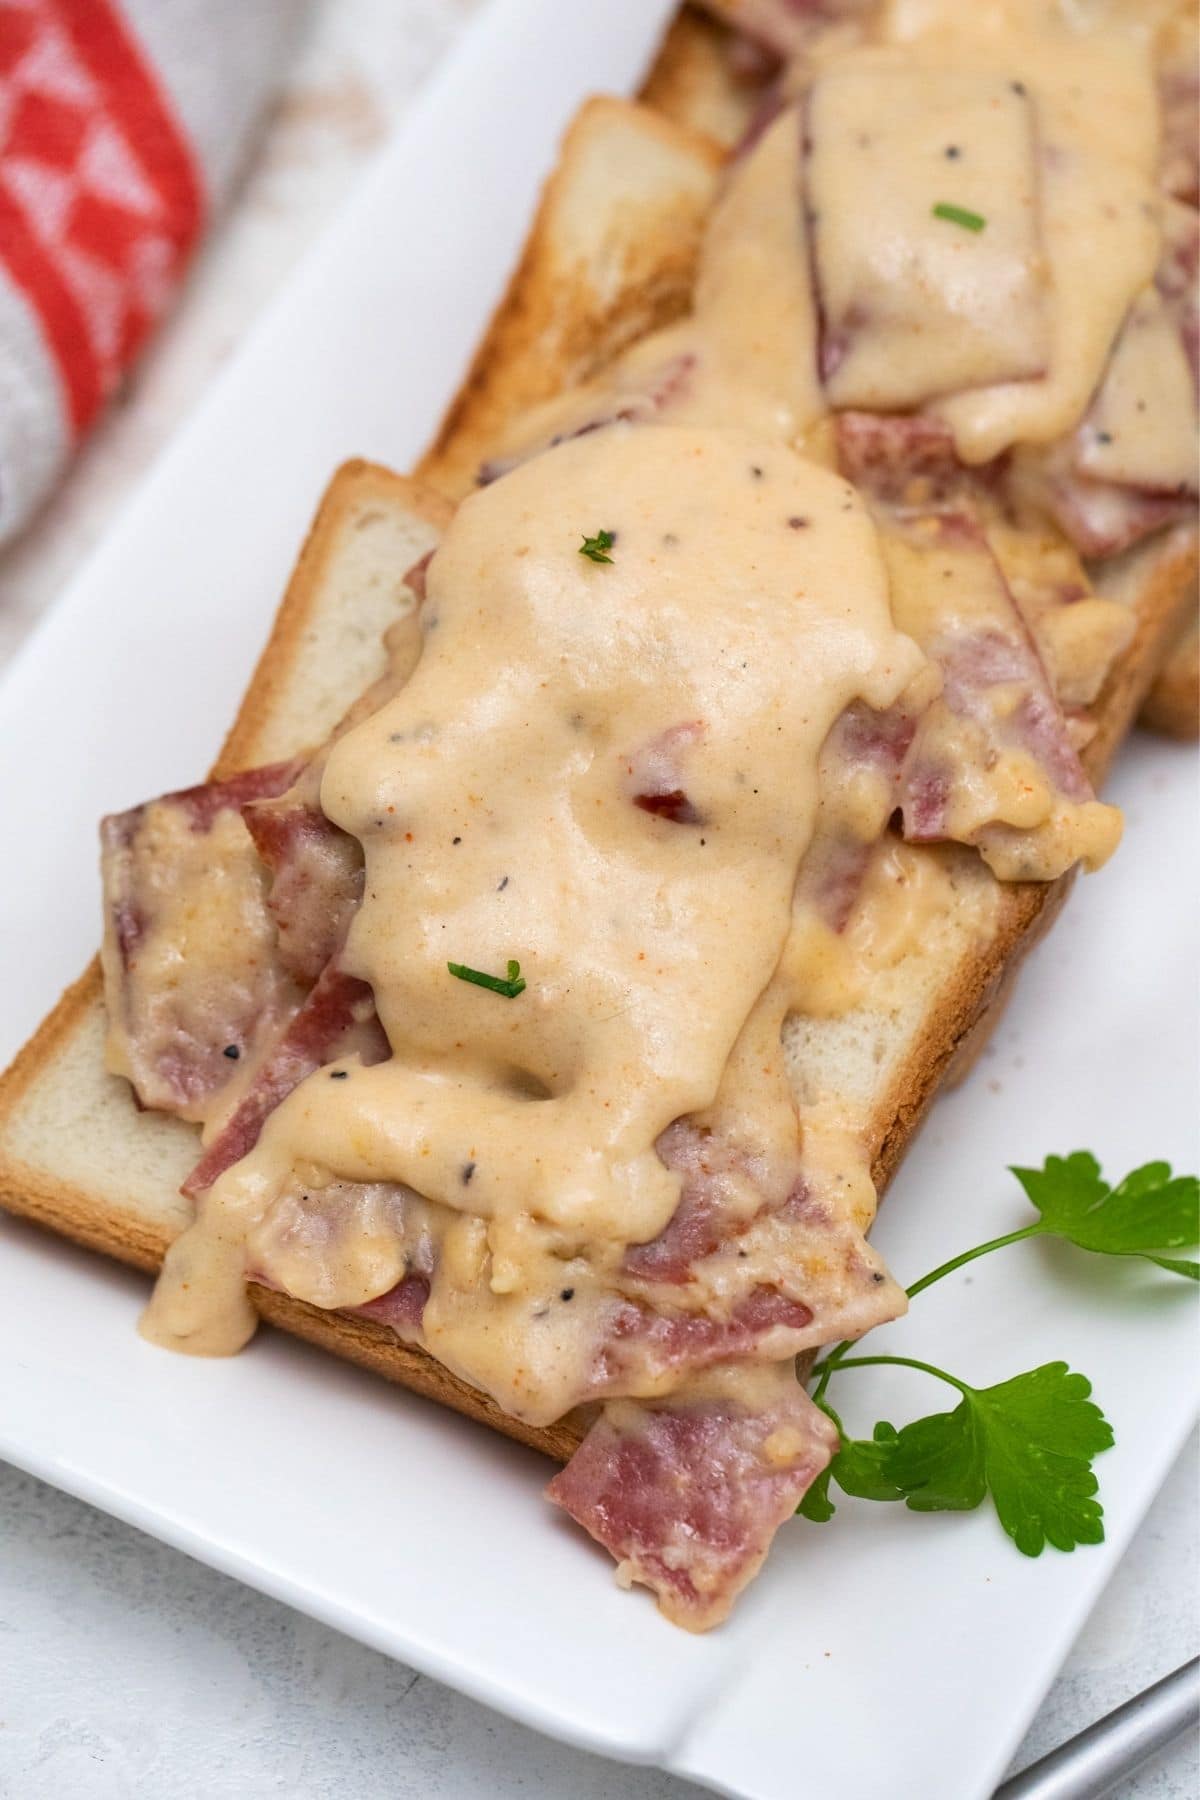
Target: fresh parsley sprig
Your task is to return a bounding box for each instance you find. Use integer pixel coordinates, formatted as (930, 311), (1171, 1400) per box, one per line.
(1009, 1153), (1198, 1279)
(801, 1359), (1113, 1557)
(800, 1155), (1198, 1552)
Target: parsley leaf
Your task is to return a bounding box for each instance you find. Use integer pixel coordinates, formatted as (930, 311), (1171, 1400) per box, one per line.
(1012, 1153), (1199, 1279)
(884, 1362), (1113, 1555)
(797, 1464), (836, 1523)
(798, 1413), (902, 1522)
(836, 1423), (904, 1502)
(799, 1150), (1194, 1553)
(579, 529), (615, 564)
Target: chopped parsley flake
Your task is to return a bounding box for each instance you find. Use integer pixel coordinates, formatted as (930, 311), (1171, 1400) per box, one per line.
(448, 958), (527, 999)
(932, 201), (986, 233)
(579, 529), (615, 564)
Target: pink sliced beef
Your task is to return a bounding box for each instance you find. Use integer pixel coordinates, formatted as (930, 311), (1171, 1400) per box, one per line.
(835, 411), (985, 513)
(242, 779), (363, 986)
(617, 1128), (901, 1372)
(1034, 478), (1194, 563)
(786, 691), (923, 933)
(596, 1288), (819, 1392)
(182, 964), (388, 1196)
(100, 761), (304, 1121)
(623, 1118), (755, 1283)
(1034, 216), (1198, 560)
(546, 1375), (838, 1630)
(892, 521), (1099, 855)
(336, 1154), (896, 1398)
(840, 402), (1190, 564)
(623, 720), (706, 826)
(356, 1273), (433, 1336)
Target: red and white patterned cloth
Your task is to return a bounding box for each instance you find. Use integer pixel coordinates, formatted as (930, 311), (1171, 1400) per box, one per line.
(0, 0), (307, 544)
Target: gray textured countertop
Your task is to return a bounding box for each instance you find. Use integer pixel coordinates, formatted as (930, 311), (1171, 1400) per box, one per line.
(0, 3), (1195, 1795)
(1, 1441), (1194, 1798)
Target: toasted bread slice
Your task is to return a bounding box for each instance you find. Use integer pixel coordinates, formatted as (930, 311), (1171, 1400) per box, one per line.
(640, 5), (759, 150)
(0, 461), (581, 1463)
(0, 92), (1195, 1478)
(417, 96), (723, 500)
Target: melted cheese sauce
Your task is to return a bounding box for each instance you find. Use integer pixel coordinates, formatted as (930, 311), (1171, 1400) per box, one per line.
(794, 2), (1162, 462)
(988, 523), (1136, 707)
(809, 60), (1050, 410)
(784, 836), (970, 1018)
(677, 108), (825, 439)
(1074, 289), (1197, 493)
(489, 108), (827, 464)
(493, 0), (1176, 520)
(928, 43), (1159, 460)
(139, 0), (1185, 1427)
(143, 426), (924, 1418)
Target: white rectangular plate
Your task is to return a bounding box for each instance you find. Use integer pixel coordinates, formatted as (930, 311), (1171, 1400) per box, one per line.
(0, 4), (1196, 1796)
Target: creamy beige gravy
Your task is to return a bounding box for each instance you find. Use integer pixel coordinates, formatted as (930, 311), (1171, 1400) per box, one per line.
(809, 60), (1051, 411)
(143, 426), (924, 1418)
(489, 107), (827, 463)
(809, 3), (1163, 460)
(1075, 290), (1197, 494)
(494, 0), (1174, 495)
(141, 0), (1179, 1423)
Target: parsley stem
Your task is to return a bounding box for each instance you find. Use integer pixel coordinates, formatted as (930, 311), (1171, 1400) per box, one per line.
(904, 1224), (1043, 1300)
(810, 1353), (844, 1405)
(828, 1354), (972, 1396)
(810, 1223), (1044, 1401)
